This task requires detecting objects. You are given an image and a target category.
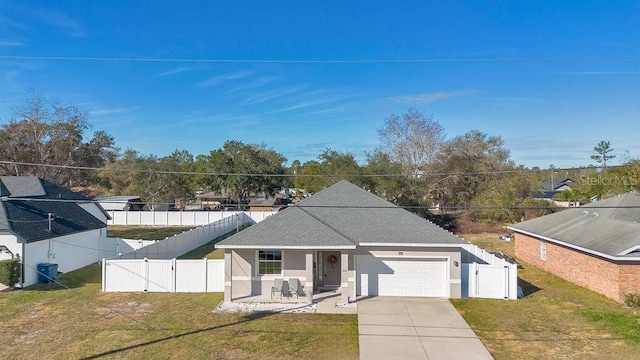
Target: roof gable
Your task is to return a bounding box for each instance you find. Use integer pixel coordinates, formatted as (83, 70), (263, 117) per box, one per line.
(218, 180), (464, 249)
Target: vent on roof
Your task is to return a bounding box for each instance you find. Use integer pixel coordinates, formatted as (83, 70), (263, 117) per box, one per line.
(593, 212), (599, 217)
(583, 210), (589, 215)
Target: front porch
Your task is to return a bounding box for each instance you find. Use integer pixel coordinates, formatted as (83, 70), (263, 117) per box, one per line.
(223, 248), (356, 305)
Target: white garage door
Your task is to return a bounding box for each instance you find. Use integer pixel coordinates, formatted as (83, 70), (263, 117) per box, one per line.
(356, 256), (448, 297)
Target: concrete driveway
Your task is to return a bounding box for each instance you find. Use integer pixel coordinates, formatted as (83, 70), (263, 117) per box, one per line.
(358, 297), (493, 360)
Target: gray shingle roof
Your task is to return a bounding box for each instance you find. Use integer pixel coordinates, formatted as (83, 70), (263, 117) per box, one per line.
(0, 176), (106, 243)
(509, 191), (640, 259)
(217, 180), (464, 249)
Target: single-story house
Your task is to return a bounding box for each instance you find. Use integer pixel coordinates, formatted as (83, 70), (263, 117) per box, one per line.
(248, 198), (284, 212)
(508, 191), (640, 303)
(0, 176), (110, 287)
(532, 178), (574, 201)
(216, 180), (468, 304)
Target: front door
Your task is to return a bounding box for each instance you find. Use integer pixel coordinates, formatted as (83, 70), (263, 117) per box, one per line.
(323, 251), (341, 287)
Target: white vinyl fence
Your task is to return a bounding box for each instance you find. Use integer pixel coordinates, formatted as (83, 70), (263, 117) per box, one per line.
(102, 258), (224, 293)
(106, 210), (277, 226)
(461, 244), (518, 300)
(110, 214), (246, 260)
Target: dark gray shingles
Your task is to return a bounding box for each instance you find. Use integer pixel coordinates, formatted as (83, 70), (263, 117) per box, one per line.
(217, 207), (355, 248)
(218, 180), (464, 248)
(0, 176), (47, 197)
(0, 176), (105, 243)
(510, 192), (640, 257)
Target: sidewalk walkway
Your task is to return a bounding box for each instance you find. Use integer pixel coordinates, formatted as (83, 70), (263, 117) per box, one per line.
(358, 297), (493, 360)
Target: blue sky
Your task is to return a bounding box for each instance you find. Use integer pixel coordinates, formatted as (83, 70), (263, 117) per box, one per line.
(1, 1), (639, 169)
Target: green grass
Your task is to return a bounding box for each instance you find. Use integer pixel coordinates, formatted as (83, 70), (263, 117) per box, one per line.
(179, 230), (238, 259)
(452, 234), (640, 359)
(0, 264), (359, 359)
(107, 226), (195, 240)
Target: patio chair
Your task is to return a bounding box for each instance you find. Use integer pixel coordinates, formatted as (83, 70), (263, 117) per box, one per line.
(271, 279), (290, 299)
(289, 278), (306, 299)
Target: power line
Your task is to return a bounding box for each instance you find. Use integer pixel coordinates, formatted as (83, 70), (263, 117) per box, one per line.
(0, 159), (605, 177)
(1, 54), (640, 64)
(4, 195), (640, 210)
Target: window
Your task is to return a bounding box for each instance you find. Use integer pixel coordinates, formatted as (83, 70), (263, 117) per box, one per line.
(258, 250), (282, 275)
(540, 240), (547, 261)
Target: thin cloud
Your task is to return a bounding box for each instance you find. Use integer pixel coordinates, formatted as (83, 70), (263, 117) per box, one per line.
(156, 66), (199, 77)
(0, 40), (24, 47)
(304, 103), (354, 116)
(389, 90), (474, 104)
(229, 76), (279, 93)
(91, 107), (139, 116)
(265, 96), (347, 114)
(197, 70), (253, 87)
(240, 85), (308, 105)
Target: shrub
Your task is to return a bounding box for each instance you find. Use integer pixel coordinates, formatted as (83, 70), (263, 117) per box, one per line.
(0, 258), (21, 288)
(624, 293), (640, 308)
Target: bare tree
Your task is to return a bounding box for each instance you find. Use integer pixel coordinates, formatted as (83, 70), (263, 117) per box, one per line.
(376, 108), (445, 176)
(0, 89), (116, 186)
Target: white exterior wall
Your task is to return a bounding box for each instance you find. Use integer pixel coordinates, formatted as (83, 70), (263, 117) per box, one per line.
(355, 247), (462, 299)
(78, 203), (109, 223)
(22, 228), (108, 286)
(0, 234), (21, 261)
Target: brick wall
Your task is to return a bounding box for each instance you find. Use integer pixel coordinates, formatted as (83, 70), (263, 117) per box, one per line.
(619, 264), (640, 301)
(514, 232), (627, 302)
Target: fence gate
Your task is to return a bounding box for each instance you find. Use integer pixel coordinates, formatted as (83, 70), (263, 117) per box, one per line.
(102, 258), (224, 293)
(462, 262), (516, 300)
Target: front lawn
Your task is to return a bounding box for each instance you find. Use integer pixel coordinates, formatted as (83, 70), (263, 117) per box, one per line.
(0, 264), (359, 359)
(453, 234), (640, 359)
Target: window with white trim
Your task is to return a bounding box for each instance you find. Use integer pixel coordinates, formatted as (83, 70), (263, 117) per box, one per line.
(258, 250), (282, 275)
(540, 240), (547, 261)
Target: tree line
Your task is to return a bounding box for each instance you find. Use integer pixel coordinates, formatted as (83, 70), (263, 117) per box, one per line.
(1, 92), (638, 224)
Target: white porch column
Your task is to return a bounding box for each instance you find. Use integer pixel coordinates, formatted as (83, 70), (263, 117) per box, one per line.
(341, 252), (349, 304)
(224, 249), (232, 302)
(305, 251), (313, 303)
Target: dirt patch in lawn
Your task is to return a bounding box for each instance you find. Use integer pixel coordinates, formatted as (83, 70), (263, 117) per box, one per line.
(0, 265), (359, 359)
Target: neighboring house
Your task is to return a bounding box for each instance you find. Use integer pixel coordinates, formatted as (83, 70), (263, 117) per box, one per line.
(196, 191), (231, 208)
(532, 178), (574, 201)
(508, 191), (640, 303)
(0, 176), (110, 287)
(216, 180), (468, 304)
(248, 198), (284, 211)
(96, 196), (145, 211)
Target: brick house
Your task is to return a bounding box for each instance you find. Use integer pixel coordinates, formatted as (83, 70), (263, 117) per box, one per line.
(508, 192), (640, 303)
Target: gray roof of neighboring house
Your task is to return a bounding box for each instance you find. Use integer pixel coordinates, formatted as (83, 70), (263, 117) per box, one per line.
(509, 191), (640, 260)
(0, 176), (106, 243)
(217, 180), (465, 249)
(541, 178), (573, 191)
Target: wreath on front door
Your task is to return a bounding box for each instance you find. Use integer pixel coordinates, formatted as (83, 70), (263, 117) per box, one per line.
(327, 255), (338, 269)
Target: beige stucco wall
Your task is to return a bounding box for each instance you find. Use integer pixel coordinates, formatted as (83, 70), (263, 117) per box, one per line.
(228, 249), (313, 301)
(227, 246), (463, 302)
